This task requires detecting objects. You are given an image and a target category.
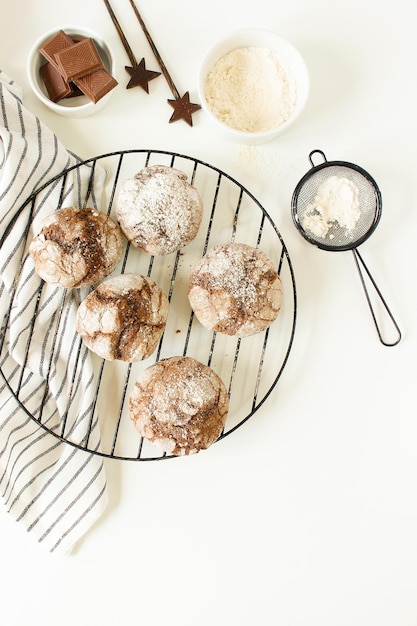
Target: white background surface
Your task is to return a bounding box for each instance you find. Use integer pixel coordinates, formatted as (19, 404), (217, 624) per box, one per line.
(1, 0), (417, 624)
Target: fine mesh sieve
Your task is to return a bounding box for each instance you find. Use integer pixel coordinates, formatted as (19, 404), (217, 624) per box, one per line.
(291, 150), (401, 346)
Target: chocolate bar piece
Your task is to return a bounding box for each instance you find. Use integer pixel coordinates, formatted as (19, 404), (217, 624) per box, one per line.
(74, 68), (118, 103)
(39, 30), (74, 72)
(55, 38), (103, 82)
(39, 61), (72, 102)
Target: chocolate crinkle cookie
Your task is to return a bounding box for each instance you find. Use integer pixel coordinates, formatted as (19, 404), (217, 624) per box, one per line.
(76, 273), (168, 362)
(116, 164), (203, 255)
(188, 242), (283, 337)
(129, 356), (229, 456)
(29, 206), (124, 288)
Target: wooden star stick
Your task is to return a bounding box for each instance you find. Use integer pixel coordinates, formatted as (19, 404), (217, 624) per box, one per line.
(102, 0), (161, 92)
(128, 0), (201, 126)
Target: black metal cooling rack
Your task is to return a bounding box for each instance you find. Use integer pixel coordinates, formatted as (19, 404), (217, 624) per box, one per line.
(0, 150), (297, 461)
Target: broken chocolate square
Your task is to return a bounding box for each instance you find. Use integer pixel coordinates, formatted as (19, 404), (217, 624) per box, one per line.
(39, 29), (75, 72)
(39, 62), (72, 102)
(55, 38), (104, 82)
(74, 68), (119, 103)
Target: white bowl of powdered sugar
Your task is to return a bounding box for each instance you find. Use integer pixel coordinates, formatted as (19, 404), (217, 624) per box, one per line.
(198, 29), (309, 144)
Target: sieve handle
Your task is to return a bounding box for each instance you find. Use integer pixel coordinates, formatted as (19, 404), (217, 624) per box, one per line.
(352, 248), (401, 346)
(309, 149), (327, 167)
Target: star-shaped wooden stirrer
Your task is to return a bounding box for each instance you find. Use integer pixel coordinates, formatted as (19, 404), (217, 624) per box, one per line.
(102, 0), (161, 92)
(128, 0), (201, 126)
(125, 58), (161, 93)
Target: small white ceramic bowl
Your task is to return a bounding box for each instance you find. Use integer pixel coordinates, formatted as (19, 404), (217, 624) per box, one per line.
(198, 29), (309, 144)
(27, 26), (117, 118)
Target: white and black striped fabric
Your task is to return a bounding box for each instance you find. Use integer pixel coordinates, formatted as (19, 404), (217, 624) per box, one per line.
(0, 71), (108, 557)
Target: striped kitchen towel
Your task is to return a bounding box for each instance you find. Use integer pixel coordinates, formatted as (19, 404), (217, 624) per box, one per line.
(0, 71), (108, 557)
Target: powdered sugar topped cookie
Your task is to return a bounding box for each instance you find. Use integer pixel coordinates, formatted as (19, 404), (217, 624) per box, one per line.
(116, 164), (203, 255)
(129, 356), (229, 455)
(29, 206), (124, 288)
(188, 242), (282, 337)
(76, 273), (168, 362)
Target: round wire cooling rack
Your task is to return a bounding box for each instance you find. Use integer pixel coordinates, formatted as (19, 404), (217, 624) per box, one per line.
(0, 150), (297, 461)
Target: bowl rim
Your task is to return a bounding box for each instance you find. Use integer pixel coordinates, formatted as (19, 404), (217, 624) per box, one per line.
(27, 25), (116, 114)
(197, 27), (310, 141)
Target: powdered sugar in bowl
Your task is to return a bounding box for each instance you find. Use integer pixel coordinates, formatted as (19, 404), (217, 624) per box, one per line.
(197, 29), (309, 144)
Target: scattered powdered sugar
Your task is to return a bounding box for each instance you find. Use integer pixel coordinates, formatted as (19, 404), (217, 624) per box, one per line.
(203, 244), (258, 304)
(205, 46), (296, 133)
(301, 175), (361, 239)
(160, 375), (218, 422)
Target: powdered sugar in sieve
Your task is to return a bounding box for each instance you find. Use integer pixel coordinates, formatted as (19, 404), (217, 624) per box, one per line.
(291, 149), (401, 346)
